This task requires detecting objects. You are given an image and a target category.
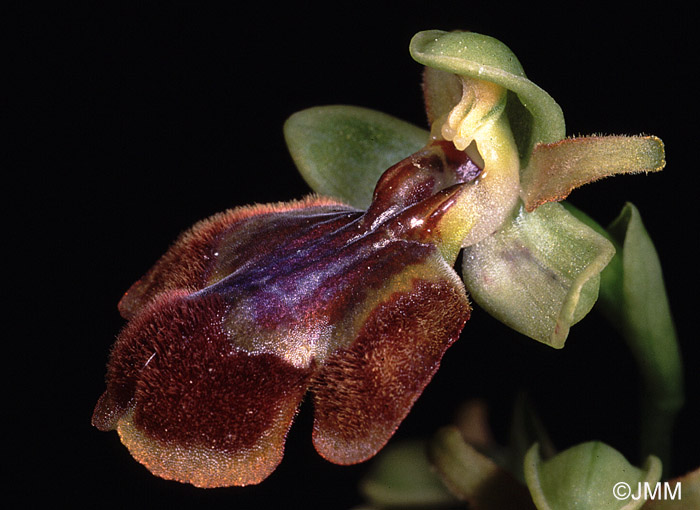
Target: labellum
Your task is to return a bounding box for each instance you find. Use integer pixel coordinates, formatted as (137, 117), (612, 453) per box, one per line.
(93, 142), (483, 487)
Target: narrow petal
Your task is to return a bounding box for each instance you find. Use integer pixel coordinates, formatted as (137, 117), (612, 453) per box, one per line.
(462, 203), (615, 348)
(521, 135), (665, 212)
(311, 259), (470, 464)
(93, 291), (312, 487)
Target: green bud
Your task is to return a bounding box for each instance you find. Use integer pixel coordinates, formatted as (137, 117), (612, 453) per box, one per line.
(524, 442), (661, 510)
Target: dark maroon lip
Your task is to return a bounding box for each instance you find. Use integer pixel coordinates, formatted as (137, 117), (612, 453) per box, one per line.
(93, 140), (474, 487)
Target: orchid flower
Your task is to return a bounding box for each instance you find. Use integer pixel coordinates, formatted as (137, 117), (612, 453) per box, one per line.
(93, 30), (666, 489)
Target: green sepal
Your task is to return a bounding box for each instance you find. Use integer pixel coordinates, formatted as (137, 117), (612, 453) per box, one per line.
(462, 202), (615, 348)
(284, 105), (428, 209)
(524, 442), (661, 510)
(410, 30), (565, 164)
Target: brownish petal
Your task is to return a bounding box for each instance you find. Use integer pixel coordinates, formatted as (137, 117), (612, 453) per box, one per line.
(311, 267), (470, 465)
(93, 291), (312, 487)
(520, 135), (665, 212)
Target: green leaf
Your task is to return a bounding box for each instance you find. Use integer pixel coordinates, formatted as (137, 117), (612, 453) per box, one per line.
(521, 136), (665, 212)
(565, 202), (683, 473)
(462, 202), (615, 348)
(284, 105), (428, 209)
(359, 440), (457, 508)
(525, 442), (662, 510)
(602, 203), (683, 405)
(429, 427), (535, 510)
(599, 203), (684, 467)
(410, 30), (565, 164)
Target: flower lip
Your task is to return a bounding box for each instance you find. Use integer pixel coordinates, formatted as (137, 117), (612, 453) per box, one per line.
(94, 138), (477, 487)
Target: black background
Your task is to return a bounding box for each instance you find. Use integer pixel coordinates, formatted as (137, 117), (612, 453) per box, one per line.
(12, 2), (698, 508)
